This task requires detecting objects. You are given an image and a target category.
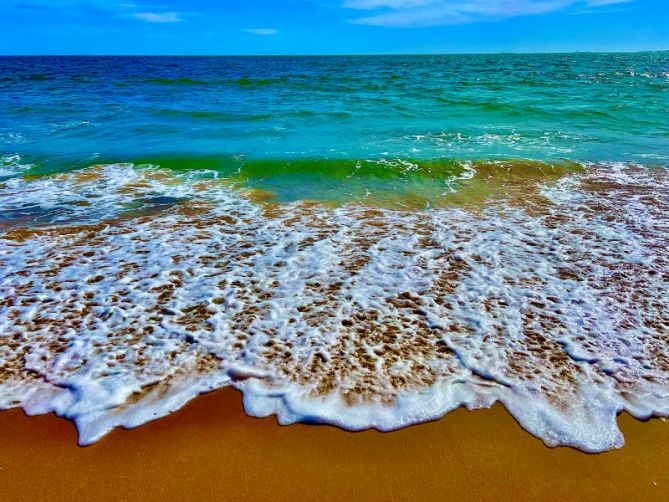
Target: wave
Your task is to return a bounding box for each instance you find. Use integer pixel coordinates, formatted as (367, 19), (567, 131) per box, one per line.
(146, 77), (211, 86)
(0, 155), (602, 211)
(0, 154), (33, 178)
(152, 109), (273, 122)
(144, 76), (291, 88)
(0, 161), (667, 451)
(235, 77), (287, 87)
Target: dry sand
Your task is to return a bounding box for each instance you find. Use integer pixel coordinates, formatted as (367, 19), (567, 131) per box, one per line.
(1, 388), (668, 501)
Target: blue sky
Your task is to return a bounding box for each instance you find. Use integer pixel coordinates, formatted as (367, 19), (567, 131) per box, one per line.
(0, 0), (667, 55)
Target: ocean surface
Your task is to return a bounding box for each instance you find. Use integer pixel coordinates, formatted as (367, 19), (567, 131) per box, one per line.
(1, 54), (668, 451)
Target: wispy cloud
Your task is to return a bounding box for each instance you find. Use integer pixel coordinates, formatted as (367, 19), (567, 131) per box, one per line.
(5, 2), (190, 25)
(585, 0), (632, 6)
(572, 0), (632, 15)
(244, 28), (279, 35)
(133, 11), (183, 23)
(343, 0), (634, 27)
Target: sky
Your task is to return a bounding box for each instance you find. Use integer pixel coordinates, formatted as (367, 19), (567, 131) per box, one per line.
(0, 0), (667, 55)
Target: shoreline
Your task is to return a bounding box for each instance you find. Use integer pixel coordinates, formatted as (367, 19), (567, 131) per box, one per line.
(1, 388), (668, 501)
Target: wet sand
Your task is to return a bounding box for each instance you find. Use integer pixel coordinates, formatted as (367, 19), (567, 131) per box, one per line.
(1, 388), (668, 501)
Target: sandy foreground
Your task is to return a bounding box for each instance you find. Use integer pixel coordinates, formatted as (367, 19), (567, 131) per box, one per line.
(0, 388), (668, 501)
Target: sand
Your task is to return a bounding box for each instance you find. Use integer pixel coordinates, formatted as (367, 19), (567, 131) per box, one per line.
(1, 388), (668, 501)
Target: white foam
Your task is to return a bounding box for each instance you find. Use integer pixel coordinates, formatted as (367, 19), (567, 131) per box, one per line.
(0, 162), (667, 451)
(0, 154), (32, 177)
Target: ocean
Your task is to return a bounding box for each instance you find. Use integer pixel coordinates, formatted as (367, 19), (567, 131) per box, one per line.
(0, 53), (668, 451)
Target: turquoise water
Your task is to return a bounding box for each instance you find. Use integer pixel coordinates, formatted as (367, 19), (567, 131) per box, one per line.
(1, 54), (668, 186)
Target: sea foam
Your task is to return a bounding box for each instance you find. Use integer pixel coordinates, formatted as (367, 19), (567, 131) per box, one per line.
(0, 162), (667, 451)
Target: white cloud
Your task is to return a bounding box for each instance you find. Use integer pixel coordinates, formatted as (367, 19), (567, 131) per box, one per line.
(344, 0), (634, 27)
(343, 0), (433, 8)
(244, 28), (279, 35)
(133, 11), (183, 23)
(585, 0), (632, 5)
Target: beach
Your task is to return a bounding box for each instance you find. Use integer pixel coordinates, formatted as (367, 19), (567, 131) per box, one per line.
(1, 388), (668, 501)
(1, 53), (668, 496)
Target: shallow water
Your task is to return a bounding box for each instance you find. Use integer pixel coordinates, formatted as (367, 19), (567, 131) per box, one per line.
(1, 54), (668, 451)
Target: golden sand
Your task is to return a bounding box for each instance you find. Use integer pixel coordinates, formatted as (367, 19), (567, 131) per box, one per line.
(1, 388), (668, 501)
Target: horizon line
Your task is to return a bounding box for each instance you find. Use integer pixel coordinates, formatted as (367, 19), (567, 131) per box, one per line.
(1, 49), (668, 58)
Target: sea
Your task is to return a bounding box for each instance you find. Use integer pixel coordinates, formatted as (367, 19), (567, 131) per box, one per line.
(0, 53), (668, 451)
